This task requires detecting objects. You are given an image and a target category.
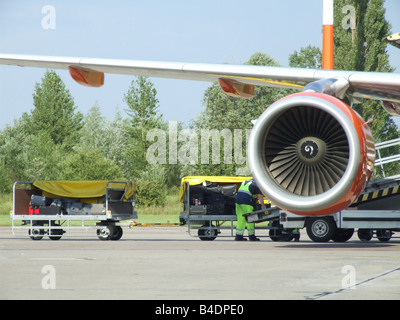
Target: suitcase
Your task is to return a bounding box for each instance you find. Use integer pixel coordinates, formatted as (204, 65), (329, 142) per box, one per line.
(206, 192), (226, 205)
(189, 205), (207, 215)
(207, 204), (225, 215)
(224, 204), (236, 215)
(30, 195), (50, 207)
(67, 202), (91, 215)
(39, 206), (62, 215)
(220, 184), (237, 197)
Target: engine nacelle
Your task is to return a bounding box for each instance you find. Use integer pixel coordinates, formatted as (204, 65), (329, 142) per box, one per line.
(248, 92), (375, 216)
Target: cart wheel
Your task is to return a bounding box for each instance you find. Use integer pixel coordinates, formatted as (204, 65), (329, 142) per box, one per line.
(29, 228), (44, 241)
(198, 226), (218, 241)
(110, 226), (123, 240)
(332, 228), (354, 242)
(97, 224), (115, 240)
(306, 216), (337, 242)
(357, 229), (373, 242)
(49, 223), (63, 241)
(376, 229), (392, 242)
(269, 229), (282, 241)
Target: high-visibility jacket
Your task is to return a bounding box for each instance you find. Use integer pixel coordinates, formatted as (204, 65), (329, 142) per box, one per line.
(236, 179), (261, 206)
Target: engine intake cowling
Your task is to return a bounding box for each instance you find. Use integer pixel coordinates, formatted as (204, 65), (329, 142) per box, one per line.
(248, 92), (375, 216)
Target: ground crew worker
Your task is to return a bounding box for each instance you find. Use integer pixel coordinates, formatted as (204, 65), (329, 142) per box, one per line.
(235, 179), (264, 241)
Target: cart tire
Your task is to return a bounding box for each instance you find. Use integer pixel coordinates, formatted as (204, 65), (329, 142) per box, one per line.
(111, 226), (123, 240)
(332, 228), (354, 242)
(357, 229), (373, 242)
(376, 229), (392, 242)
(97, 224), (115, 241)
(49, 223), (63, 240)
(29, 228), (44, 241)
(306, 216), (337, 242)
(49, 232), (63, 240)
(198, 227), (218, 241)
(269, 229), (282, 241)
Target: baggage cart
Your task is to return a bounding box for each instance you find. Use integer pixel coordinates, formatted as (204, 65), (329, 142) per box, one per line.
(178, 176), (280, 240)
(10, 180), (137, 241)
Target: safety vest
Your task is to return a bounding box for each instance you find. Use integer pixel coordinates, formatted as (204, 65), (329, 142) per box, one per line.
(238, 180), (257, 199)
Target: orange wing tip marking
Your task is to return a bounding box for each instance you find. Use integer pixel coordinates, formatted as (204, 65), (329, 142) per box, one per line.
(218, 78), (255, 99)
(69, 66), (105, 87)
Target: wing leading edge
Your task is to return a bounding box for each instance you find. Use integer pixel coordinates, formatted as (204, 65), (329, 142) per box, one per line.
(1, 53), (400, 113)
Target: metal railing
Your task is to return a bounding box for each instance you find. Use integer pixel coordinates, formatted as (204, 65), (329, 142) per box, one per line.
(375, 138), (400, 177)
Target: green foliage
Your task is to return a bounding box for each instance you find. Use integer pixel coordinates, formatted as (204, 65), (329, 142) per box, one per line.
(289, 45), (322, 69)
(58, 148), (124, 180)
(135, 165), (167, 207)
(124, 76), (165, 179)
(123, 76), (167, 205)
(30, 70), (83, 147)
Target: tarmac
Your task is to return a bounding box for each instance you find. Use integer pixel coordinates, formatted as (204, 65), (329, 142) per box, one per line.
(0, 226), (399, 301)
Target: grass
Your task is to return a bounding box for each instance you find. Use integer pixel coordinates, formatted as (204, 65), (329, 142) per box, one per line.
(0, 189), (183, 226)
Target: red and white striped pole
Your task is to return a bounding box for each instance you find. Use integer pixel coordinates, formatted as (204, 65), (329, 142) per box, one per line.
(322, 0), (334, 70)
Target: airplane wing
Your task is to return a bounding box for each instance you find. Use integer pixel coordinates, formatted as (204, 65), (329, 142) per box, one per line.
(1, 53), (400, 217)
(0, 53), (399, 113)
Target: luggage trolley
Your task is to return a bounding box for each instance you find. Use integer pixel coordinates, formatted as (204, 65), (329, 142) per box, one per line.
(179, 176), (277, 240)
(10, 180), (137, 241)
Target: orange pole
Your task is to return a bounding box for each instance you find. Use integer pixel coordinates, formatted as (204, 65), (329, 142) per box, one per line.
(322, 0), (334, 70)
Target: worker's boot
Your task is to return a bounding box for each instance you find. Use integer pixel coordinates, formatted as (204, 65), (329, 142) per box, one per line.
(249, 234), (260, 241)
(235, 235), (247, 241)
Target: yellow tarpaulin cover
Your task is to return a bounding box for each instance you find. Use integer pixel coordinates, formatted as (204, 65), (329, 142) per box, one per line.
(179, 176), (252, 202)
(33, 181), (135, 200)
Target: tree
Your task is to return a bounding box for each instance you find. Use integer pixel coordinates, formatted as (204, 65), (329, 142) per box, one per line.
(123, 76), (167, 206)
(79, 103), (128, 168)
(334, 0), (392, 73)
(124, 76), (165, 180)
(30, 70), (83, 147)
(58, 149), (124, 181)
(0, 115), (66, 184)
(289, 45), (322, 69)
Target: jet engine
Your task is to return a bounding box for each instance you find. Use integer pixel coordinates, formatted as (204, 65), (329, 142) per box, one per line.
(248, 92), (375, 216)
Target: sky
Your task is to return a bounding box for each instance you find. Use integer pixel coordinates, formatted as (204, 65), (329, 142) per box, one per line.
(0, 0), (399, 129)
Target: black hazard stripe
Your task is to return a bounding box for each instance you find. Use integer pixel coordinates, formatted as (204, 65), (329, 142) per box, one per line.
(353, 185), (400, 204)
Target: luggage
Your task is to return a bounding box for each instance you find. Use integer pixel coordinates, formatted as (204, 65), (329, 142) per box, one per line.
(39, 206), (62, 215)
(188, 182), (238, 216)
(206, 192), (226, 205)
(220, 184), (237, 197)
(189, 205), (207, 215)
(190, 193), (205, 206)
(30, 195), (50, 208)
(67, 202), (92, 215)
(207, 204), (225, 215)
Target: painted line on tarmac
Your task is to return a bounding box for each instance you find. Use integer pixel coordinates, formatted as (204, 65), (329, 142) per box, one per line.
(306, 266), (400, 300)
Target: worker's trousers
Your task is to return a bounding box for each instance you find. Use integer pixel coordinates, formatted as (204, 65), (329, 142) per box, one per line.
(235, 203), (255, 236)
